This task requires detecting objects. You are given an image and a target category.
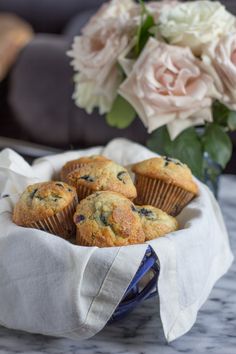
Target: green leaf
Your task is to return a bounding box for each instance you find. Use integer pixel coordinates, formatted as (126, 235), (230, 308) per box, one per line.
(228, 110), (236, 131)
(212, 101), (236, 131)
(147, 126), (172, 156)
(106, 95), (136, 129)
(169, 128), (204, 179)
(212, 100), (230, 127)
(202, 123), (232, 169)
(137, 15), (155, 55)
(147, 127), (204, 179)
(135, 2), (155, 56)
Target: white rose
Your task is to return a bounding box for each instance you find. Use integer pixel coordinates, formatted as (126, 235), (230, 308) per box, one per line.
(159, 1), (236, 55)
(146, 0), (180, 23)
(202, 32), (236, 110)
(119, 38), (215, 140)
(73, 69), (122, 115)
(126, 0), (180, 25)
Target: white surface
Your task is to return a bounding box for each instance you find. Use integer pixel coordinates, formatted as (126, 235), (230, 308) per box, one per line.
(0, 138), (233, 342)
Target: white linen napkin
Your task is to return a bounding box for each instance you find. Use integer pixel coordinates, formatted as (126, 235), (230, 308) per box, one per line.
(0, 138), (233, 342)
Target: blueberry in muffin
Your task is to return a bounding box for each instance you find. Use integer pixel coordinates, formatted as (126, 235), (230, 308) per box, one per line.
(136, 205), (178, 241)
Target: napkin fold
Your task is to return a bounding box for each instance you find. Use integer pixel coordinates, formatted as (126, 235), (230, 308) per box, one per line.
(0, 138), (233, 341)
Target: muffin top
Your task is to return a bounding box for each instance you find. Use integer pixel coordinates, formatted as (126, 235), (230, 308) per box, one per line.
(132, 156), (198, 194)
(74, 191), (145, 247)
(66, 160), (137, 199)
(13, 181), (77, 226)
(70, 155), (109, 165)
(135, 205), (178, 241)
(60, 155), (110, 180)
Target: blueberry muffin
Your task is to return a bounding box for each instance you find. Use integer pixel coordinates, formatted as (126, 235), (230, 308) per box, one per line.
(135, 205), (178, 241)
(74, 191), (145, 247)
(60, 155), (110, 181)
(132, 156), (198, 216)
(66, 160), (137, 200)
(13, 181), (78, 239)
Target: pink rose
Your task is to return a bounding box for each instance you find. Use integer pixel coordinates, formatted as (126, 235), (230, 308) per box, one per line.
(69, 21), (128, 86)
(68, 0), (136, 113)
(119, 38), (215, 140)
(68, 0), (136, 86)
(83, 0), (135, 34)
(202, 32), (236, 110)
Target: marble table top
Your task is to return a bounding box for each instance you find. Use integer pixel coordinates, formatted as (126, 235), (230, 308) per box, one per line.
(0, 175), (235, 354)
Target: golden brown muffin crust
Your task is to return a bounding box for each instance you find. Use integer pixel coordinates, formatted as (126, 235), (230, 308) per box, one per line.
(13, 181), (77, 226)
(136, 205), (178, 241)
(74, 191), (145, 247)
(132, 157), (198, 194)
(60, 155), (110, 181)
(66, 160), (137, 199)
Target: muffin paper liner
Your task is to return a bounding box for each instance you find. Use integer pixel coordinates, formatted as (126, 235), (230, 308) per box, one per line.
(76, 185), (95, 201)
(28, 197), (78, 239)
(61, 163), (86, 181)
(76, 229), (92, 247)
(134, 175), (195, 216)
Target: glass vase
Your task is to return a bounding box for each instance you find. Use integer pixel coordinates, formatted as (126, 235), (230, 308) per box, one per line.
(202, 152), (223, 198)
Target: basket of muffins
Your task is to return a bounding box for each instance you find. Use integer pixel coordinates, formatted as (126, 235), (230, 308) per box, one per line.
(12, 154), (198, 320)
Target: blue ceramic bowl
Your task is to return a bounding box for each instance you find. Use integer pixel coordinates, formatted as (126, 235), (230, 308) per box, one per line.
(109, 246), (159, 322)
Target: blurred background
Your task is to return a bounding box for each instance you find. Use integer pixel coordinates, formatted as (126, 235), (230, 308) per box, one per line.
(0, 0), (236, 172)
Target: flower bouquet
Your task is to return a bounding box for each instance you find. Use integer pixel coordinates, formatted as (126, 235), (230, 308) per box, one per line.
(68, 0), (236, 193)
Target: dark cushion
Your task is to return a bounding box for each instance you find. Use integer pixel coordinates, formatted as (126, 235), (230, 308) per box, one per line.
(63, 9), (95, 38)
(0, 0), (105, 33)
(1, 0), (236, 33)
(9, 35), (74, 147)
(9, 34), (148, 148)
